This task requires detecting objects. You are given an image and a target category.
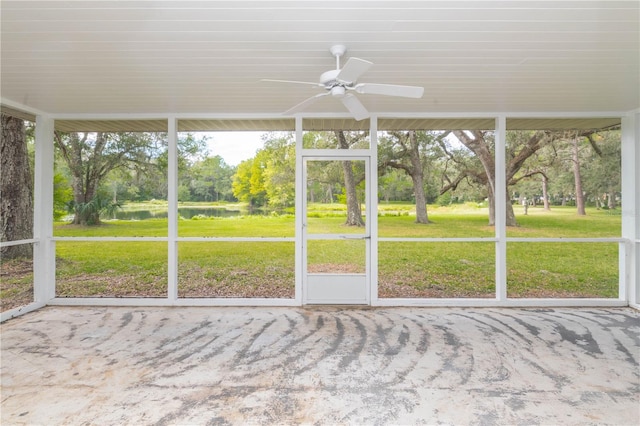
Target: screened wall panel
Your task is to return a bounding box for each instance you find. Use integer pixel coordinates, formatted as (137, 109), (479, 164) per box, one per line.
(378, 242), (495, 298)
(178, 242), (295, 299)
(0, 245), (34, 311)
(55, 242), (167, 298)
(506, 242), (619, 298)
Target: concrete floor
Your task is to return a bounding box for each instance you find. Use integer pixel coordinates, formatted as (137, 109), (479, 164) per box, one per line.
(1, 306), (638, 425)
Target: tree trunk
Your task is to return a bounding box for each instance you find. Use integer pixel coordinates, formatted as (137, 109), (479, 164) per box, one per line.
(59, 132), (102, 225)
(451, 130), (517, 227)
(408, 131), (429, 224)
(572, 136), (586, 215)
(482, 169), (517, 227)
(1, 114), (33, 259)
(607, 188), (616, 209)
(505, 190), (517, 226)
(341, 160), (365, 226)
(411, 173), (429, 223)
(487, 189), (496, 226)
(541, 175), (551, 210)
(335, 131), (365, 226)
(486, 186), (516, 227)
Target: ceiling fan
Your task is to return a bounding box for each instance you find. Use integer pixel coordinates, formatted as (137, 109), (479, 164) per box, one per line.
(262, 45), (424, 121)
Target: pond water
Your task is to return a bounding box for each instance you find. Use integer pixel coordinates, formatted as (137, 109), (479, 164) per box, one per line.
(112, 207), (281, 220)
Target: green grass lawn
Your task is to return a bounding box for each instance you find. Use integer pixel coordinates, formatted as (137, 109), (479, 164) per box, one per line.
(1, 204), (622, 309)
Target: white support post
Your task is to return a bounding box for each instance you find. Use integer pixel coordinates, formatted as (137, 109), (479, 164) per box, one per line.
(369, 116), (379, 305)
(295, 116), (304, 305)
(495, 116), (507, 301)
(167, 117), (178, 301)
(33, 115), (55, 303)
(621, 110), (639, 306)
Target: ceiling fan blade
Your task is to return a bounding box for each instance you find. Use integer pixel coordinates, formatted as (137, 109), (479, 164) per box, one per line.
(261, 79), (324, 88)
(354, 83), (424, 98)
(283, 92), (329, 115)
(336, 57), (373, 83)
(340, 93), (369, 121)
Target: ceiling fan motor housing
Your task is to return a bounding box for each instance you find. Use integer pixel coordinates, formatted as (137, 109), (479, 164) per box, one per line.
(320, 69), (354, 89)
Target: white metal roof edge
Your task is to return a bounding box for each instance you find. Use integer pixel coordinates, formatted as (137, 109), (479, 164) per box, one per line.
(47, 111), (630, 120)
(1, 99), (632, 128)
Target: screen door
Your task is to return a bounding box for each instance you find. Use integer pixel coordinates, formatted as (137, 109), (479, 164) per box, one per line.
(303, 157), (370, 304)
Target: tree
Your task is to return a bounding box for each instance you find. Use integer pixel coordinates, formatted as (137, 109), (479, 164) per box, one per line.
(1, 114), (33, 259)
(335, 131), (365, 226)
(55, 131), (206, 225)
(378, 169), (413, 203)
(442, 130), (557, 226)
(379, 131), (443, 224)
(507, 130), (562, 211)
(537, 130), (614, 214)
(53, 172), (74, 220)
(232, 157), (266, 208)
(55, 132), (160, 224)
(581, 131), (621, 210)
(261, 133), (296, 208)
(571, 134), (587, 215)
(189, 155), (235, 202)
(306, 160), (344, 204)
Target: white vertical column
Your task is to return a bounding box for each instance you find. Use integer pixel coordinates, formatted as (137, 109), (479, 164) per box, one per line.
(494, 116), (507, 301)
(621, 111), (639, 306)
(369, 116), (379, 305)
(167, 117), (178, 301)
(294, 116), (303, 305)
(33, 115), (55, 302)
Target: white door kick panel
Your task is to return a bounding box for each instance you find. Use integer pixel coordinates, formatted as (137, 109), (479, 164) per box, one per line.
(306, 274), (367, 304)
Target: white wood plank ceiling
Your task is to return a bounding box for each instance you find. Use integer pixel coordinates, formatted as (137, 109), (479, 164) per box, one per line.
(1, 1), (639, 118)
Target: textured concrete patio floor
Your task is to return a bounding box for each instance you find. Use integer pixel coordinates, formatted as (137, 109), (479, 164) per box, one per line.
(1, 306), (639, 425)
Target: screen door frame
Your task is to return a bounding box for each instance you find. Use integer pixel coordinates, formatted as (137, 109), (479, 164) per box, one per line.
(302, 155), (371, 304)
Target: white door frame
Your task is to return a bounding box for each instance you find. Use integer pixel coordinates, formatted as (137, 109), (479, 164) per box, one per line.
(301, 155), (372, 304)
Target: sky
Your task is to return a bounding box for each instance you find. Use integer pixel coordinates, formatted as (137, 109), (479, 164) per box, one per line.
(204, 132), (266, 166)
(203, 130), (465, 166)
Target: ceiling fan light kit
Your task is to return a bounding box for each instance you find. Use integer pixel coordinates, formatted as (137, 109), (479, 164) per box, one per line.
(262, 44), (425, 121)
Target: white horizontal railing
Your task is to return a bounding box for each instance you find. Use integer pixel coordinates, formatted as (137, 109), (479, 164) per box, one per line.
(52, 236), (294, 242)
(379, 237), (496, 242)
(176, 237), (294, 242)
(0, 238), (38, 247)
(379, 237), (626, 243)
(504, 237), (625, 243)
(53, 236), (167, 242)
(51, 237), (295, 242)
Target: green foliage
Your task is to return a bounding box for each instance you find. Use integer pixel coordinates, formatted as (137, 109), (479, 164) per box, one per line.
(67, 194), (123, 225)
(233, 158), (265, 206)
(378, 169), (413, 202)
(53, 172), (73, 220)
(249, 151), (267, 202)
(508, 130), (621, 210)
(177, 184), (191, 202)
(231, 133), (296, 208)
(436, 191), (452, 206)
(187, 155), (235, 202)
(262, 135), (295, 207)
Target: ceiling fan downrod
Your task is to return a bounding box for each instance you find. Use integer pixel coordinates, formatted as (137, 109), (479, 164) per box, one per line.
(330, 44), (346, 70)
